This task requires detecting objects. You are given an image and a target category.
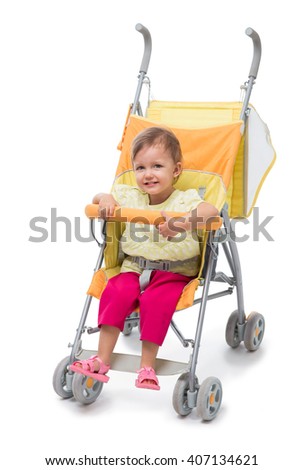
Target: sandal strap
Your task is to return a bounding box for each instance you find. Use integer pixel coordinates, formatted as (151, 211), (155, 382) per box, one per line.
(136, 367), (159, 385)
(73, 355), (109, 373)
(88, 355), (110, 374)
(79, 355), (97, 372)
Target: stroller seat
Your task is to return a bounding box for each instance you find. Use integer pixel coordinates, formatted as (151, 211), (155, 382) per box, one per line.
(86, 112), (243, 308)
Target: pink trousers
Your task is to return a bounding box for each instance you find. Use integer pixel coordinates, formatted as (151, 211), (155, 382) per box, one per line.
(98, 270), (192, 346)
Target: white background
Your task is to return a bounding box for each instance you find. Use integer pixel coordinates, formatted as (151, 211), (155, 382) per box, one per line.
(1, 1), (301, 469)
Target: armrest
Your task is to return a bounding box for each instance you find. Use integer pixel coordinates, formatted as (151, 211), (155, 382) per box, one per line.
(85, 204), (222, 231)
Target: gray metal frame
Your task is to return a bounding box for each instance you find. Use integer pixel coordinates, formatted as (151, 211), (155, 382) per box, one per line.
(240, 28), (262, 122)
(68, 220), (106, 366)
(65, 25), (262, 403)
(132, 24), (152, 116)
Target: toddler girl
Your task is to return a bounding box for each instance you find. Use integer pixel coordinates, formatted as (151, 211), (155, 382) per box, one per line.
(71, 126), (218, 390)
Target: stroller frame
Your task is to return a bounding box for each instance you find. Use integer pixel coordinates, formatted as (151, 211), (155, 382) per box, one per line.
(53, 25), (265, 420)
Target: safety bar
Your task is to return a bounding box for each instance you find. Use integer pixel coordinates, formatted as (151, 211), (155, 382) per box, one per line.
(136, 23), (152, 74)
(85, 205), (222, 230)
(245, 27), (262, 79)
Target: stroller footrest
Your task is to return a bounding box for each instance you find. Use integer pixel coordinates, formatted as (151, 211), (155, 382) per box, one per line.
(75, 350), (187, 376)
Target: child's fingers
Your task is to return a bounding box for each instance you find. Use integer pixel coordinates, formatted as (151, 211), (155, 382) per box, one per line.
(98, 204), (112, 219)
(98, 207), (107, 219)
(98, 204), (116, 218)
(157, 223), (165, 232)
(108, 205), (116, 217)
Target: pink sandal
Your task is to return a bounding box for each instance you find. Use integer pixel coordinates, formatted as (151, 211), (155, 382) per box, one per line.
(135, 367), (160, 390)
(70, 355), (110, 383)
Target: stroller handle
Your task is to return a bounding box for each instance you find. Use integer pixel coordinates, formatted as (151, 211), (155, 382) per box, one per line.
(136, 23), (152, 74)
(245, 27), (262, 79)
(85, 205), (222, 230)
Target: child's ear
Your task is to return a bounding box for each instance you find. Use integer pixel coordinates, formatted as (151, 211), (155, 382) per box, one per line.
(174, 162), (182, 177)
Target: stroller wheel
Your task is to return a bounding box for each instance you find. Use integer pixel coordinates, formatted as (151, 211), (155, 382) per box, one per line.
(72, 373), (103, 405)
(122, 312), (139, 336)
(244, 311), (265, 351)
(172, 372), (198, 416)
(122, 322), (133, 336)
(225, 310), (243, 348)
(53, 356), (73, 398)
(53, 356), (74, 399)
(196, 376), (222, 421)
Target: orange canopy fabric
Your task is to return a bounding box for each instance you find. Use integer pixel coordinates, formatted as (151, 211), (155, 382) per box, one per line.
(116, 115), (243, 191)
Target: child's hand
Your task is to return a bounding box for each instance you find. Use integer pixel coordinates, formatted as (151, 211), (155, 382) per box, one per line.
(157, 211), (186, 240)
(98, 194), (118, 219)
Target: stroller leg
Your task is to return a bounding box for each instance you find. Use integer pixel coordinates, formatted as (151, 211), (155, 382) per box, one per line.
(222, 208), (246, 326)
(68, 295), (94, 364)
(227, 238), (246, 325)
(188, 232), (218, 397)
(69, 222), (107, 364)
(53, 237), (106, 398)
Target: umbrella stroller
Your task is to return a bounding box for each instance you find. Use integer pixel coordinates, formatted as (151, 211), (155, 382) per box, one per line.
(53, 24), (275, 421)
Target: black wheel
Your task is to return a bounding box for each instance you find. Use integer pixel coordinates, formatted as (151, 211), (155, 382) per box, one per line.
(53, 356), (73, 399)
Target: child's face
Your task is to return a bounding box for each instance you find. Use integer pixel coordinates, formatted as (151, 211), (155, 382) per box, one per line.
(133, 144), (182, 205)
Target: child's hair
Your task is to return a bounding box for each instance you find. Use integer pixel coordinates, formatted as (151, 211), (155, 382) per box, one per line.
(131, 126), (183, 165)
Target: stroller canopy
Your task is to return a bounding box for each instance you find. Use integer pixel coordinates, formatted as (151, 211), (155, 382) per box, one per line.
(115, 110), (244, 214)
(115, 101), (275, 218)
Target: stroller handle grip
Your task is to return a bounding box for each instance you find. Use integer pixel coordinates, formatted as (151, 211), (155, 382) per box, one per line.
(245, 27), (262, 79)
(85, 205), (222, 230)
(136, 23), (152, 74)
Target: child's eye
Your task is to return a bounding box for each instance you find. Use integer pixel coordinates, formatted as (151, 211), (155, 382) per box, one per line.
(154, 164), (163, 168)
(135, 166), (144, 171)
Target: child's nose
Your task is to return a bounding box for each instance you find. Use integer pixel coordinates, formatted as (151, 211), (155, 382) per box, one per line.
(144, 168), (154, 178)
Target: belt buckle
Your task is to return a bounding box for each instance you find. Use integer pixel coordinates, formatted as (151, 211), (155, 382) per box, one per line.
(138, 258), (148, 269)
(149, 260), (162, 270)
(150, 260), (170, 271)
(138, 257), (171, 271)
